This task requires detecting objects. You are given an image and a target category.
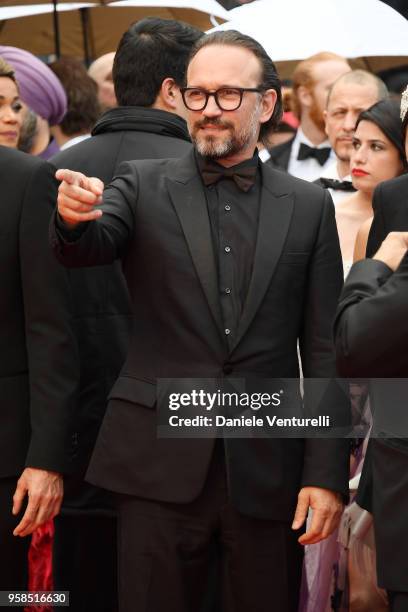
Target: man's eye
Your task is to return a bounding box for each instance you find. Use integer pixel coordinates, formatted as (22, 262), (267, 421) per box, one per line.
(189, 90), (204, 98)
(220, 89), (239, 98)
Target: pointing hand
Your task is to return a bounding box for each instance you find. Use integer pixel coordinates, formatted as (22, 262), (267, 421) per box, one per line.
(56, 168), (104, 229)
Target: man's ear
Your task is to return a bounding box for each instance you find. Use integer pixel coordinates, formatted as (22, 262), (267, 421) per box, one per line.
(159, 77), (179, 111)
(297, 85), (313, 110)
(323, 109), (329, 137)
(259, 89), (278, 126)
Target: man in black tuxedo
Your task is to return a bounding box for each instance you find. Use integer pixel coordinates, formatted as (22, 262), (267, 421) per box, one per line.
(52, 31), (349, 612)
(336, 102), (408, 612)
(49, 18), (202, 612)
(0, 146), (78, 604)
(335, 229), (408, 612)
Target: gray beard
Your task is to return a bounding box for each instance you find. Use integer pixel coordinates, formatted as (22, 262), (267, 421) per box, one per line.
(194, 134), (240, 158)
(191, 105), (261, 160)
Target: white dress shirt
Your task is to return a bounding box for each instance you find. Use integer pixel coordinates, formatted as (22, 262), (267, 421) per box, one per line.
(258, 147), (271, 163)
(288, 128), (335, 182)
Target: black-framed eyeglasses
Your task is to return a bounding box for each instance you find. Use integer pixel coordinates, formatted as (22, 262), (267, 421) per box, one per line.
(180, 87), (264, 111)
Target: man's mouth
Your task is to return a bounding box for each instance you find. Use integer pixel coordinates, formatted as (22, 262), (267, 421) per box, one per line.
(200, 124), (227, 131)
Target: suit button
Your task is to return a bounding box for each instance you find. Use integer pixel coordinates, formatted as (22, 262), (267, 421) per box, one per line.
(223, 364), (233, 375)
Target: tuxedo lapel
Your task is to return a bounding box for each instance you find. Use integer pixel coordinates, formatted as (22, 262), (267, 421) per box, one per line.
(166, 151), (224, 339)
(231, 163), (294, 352)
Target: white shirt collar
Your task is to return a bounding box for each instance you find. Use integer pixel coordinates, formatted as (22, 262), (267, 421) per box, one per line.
(287, 128), (335, 182)
(293, 127), (332, 151)
(60, 133), (91, 151)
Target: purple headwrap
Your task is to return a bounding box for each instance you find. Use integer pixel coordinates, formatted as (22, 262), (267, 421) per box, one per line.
(0, 46), (67, 125)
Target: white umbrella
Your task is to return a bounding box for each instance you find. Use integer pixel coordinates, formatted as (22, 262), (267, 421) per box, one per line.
(0, 3), (95, 20)
(210, 0), (408, 68)
(0, 0), (229, 59)
(109, 0), (229, 25)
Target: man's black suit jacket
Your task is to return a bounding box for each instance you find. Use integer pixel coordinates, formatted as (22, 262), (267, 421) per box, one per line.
(335, 173), (408, 590)
(51, 149), (349, 521)
(50, 107), (192, 508)
(0, 146), (78, 479)
(266, 135), (294, 171)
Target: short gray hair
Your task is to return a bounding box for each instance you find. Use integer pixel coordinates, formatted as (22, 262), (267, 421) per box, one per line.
(327, 69), (388, 108)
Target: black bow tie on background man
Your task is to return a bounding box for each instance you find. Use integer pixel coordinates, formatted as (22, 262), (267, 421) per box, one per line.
(200, 162), (258, 192)
(297, 142), (331, 166)
(319, 177), (356, 192)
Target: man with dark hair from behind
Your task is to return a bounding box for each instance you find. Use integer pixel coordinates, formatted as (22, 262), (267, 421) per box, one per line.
(49, 57), (100, 150)
(50, 17), (202, 612)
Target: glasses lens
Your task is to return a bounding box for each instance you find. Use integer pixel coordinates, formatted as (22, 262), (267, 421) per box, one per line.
(217, 88), (242, 110)
(184, 89), (207, 110)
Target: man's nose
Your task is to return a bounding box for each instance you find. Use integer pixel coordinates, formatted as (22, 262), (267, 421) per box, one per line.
(202, 95), (222, 118)
(343, 110), (357, 132)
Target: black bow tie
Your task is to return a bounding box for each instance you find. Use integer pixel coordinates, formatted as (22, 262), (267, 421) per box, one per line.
(319, 177), (356, 192)
(297, 142), (331, 166)
(200, 164), (257, 192)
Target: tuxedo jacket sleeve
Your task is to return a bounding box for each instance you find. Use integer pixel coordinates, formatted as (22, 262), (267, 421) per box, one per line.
(346, 174), (408, 375)
(334, 256), (408, 377)
(51, 162), (137, 267)
(14, 157), (79, 474)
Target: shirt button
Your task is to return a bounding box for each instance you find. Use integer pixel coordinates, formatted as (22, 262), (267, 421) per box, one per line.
(224, 246), (231, 253)
(225, 204), (231, 211)
(225, 328), (231, 335)
(225, 287), (231, 294)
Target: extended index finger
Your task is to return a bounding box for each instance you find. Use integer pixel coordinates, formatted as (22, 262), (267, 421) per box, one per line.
(55, 168), (85, 186)
(56, 169), (104, 196)
(58, 182), (102, 207)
